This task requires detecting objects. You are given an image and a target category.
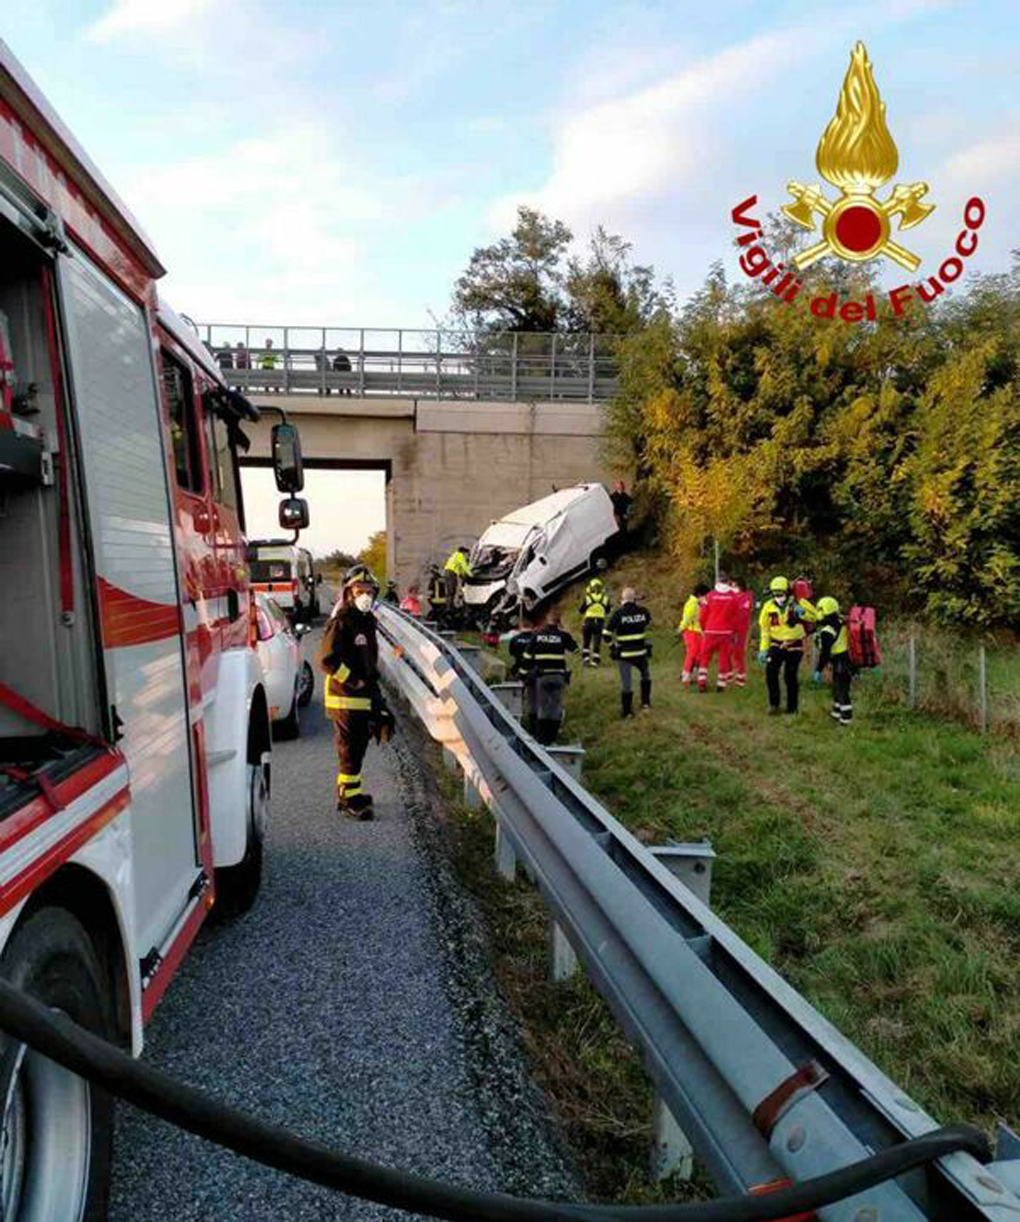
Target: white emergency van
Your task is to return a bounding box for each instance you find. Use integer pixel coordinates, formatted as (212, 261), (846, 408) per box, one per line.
(464, 483), (618, 621)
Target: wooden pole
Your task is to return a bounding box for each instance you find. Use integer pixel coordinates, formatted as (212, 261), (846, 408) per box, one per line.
(978, 644), (988, 734)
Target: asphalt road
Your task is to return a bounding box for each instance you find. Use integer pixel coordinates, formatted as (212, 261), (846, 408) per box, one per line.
(109, 621), (575, 1220)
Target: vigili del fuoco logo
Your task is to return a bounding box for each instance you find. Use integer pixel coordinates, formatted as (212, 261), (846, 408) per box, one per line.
(730, 42), (987, 324)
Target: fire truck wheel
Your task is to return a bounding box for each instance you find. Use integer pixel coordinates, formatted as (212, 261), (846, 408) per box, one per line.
(0, 907), (114, 1222)
(214, 759), (268, 919)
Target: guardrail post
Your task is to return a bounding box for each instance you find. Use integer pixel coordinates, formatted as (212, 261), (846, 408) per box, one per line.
(548, 919), (578, 982)
(457, 643), (482, 673)
(442, 746), (459, 774)
(511, 332), (518, 401)
(650, 1093), (694, 1182)
(491, 681), (524, 720)
(397, 329), (403, 395)
(358, 328), (365, 395)
(587, 332), (595, 404)
(319, 327), (327, 396)
(546, 744), (585, 783)
(650, 841), (715, 906)
(283, 326), (290, 392)
(463, 771), (483, 810)
(436, 330), (442, 397)
(494, 818), (517, 880)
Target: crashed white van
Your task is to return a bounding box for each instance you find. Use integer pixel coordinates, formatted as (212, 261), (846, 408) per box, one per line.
(464, 483), (619, 621)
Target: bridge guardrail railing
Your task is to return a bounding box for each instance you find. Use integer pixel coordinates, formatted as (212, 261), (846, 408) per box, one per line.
(196, 325), (621, 403)
(375, 604), (1020, 1222)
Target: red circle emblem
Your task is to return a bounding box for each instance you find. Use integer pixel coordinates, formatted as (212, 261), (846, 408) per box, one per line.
(834, 205), (883, 253)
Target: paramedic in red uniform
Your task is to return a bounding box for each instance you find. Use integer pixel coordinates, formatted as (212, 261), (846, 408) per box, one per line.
(731, 577), (755, 688)
(697, 576), (741, 692)
(319, 565), (394, 819)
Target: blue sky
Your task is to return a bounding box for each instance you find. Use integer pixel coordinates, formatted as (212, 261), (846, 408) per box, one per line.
(5, 1), (1020, 333)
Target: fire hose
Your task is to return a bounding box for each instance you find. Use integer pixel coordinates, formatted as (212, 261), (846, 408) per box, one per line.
(0, 978), (990, 1222)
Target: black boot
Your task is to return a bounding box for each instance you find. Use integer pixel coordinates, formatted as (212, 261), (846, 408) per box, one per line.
(621, 691), (634, 719)
(346, 794), (375, 821)
(640, 679), (652, 711)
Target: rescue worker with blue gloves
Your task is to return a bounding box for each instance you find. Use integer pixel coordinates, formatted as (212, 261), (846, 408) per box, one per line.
(757, 576), (816, 715)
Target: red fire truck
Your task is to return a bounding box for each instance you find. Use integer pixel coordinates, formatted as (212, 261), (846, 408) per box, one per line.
(0, 41), (308, 1218)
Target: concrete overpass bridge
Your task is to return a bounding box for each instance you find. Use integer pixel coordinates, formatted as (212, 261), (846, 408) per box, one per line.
(202, 325), (620, 589)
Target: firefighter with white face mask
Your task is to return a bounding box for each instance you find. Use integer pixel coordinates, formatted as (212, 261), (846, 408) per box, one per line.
(318, 565), (394, 819)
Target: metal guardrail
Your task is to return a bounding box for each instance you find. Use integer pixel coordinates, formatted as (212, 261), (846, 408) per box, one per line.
(376, 605), (1020, 1222)
(196, 324), (620, 403)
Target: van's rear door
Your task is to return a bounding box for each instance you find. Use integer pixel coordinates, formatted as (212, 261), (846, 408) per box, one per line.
(57, 245), (199, 961)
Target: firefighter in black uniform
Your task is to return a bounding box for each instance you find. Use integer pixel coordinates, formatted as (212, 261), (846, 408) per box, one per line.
(605, 587), (652, 717)
(319, 565), (394, 819)
(427, 565), (449, 627)
(523, 610), (578, 745)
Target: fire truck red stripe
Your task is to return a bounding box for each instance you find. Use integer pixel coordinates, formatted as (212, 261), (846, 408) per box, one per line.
(98, 576), (181, 647)
(0, 784), (129, 916)
(140, 897), (209, 1022)
(0, 750), (124, 855)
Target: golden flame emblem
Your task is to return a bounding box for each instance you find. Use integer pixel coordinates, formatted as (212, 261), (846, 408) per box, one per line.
(783, 43), (934, 270)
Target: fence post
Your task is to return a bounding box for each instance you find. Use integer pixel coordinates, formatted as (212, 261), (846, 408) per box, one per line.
(907, 634), (917, 710)
(511, 332), (518, 402)
(978, 643), (988, 734)
(587, 333), (595, 404)
(283, 326), (290, 392)
(320, 327), (326, 396)
(549, 333), (557, 400)
(397, 329), (403, 395)
(435, 330), (442, 397)
(358, 328), (365, 396)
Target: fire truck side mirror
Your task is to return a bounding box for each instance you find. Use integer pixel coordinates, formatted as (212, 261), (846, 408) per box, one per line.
(271, 422), (304, 493)
(279, 496), (309, 532)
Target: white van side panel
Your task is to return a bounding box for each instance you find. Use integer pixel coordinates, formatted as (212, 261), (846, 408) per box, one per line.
(59, 247), (199, 959)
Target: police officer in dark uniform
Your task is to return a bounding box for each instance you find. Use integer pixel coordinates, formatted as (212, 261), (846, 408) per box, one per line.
(319, 565), (394, 819)
(605, 586), (653, 718)
(523, 610), (578, 745)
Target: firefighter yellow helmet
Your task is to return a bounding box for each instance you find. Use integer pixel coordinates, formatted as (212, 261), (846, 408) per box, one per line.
(770, 575), (789, 594)
(588, 577), (604, 591)
(816, 595), (840, 616)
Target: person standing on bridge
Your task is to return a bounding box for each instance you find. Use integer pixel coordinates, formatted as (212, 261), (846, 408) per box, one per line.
(523, 609), (577, 745)
(606, 588), (652, 718)
(319, 565), (394, 820)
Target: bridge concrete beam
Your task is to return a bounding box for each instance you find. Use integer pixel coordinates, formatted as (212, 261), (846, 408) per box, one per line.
(243, 395), (613, 592)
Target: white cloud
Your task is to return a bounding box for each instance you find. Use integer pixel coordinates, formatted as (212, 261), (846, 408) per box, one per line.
(85, 0), (220, 44)
(119, 119), (453, 324)
(943, 131), (1020, 188)
(488, 27), (822, 235)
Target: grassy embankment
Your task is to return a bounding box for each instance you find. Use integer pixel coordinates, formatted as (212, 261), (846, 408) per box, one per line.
(441, 551), (1020, 1202)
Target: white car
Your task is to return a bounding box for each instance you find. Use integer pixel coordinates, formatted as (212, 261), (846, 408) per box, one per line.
(464, 483), (619, 622)
(255, 595), (314, 738)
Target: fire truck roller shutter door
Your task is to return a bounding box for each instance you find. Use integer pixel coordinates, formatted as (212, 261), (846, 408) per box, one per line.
(58, 247), (200, 958)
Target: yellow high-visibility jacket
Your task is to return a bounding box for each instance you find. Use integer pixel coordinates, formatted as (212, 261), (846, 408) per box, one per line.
(758, 597), (816, 650)
(581, 590), (609, 620)
(677, 594), (702, 634)
(444, 550), (472, 578)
